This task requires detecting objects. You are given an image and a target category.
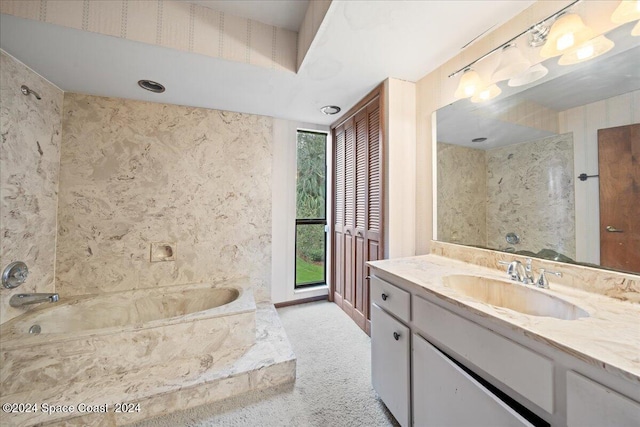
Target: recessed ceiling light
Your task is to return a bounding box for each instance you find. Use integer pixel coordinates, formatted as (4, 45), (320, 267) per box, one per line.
(138, 80), (165, 93)
(472, 137), (488, 143)
(320, 105), (341, 115)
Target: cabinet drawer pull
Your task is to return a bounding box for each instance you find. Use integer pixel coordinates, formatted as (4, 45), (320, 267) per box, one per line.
(381, 293), (388, 301)
(393, 332), (400, 341)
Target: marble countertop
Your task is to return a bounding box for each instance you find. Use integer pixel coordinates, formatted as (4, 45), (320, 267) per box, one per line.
(368, 255), (640, 384)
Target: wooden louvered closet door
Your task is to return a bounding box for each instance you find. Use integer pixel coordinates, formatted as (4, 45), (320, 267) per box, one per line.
(331, 86), (384, 335)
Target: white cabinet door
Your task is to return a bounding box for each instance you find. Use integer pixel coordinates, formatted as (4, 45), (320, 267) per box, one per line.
(567, 371), (640, 427)
(371, 303), (410, 427)
(413, 295), (553, 413)
(412, 333), (533, 427)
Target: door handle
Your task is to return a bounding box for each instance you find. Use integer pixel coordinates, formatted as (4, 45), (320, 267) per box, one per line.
(393, 332), (400, 341)
(606, 225), (624, 233)
(345, 229), (351, 235)
(356, 230), (363, 237)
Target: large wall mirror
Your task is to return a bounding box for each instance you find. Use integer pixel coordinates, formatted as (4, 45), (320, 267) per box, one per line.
(434, 21), (639, 275)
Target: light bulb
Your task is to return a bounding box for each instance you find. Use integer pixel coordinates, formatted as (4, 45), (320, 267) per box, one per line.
(540, 14), (595, 58)
(491, 44), (531, 83)
(464, 85), (476, 97)
(471, 84), (501, 103)
(557, 32), (575, 51)
(576, 44), (594, 60)
(558, 35), (615, 66)
(454, 69), (484, 99)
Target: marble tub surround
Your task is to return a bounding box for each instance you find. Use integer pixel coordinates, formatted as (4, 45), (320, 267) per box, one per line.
(0, 50), (64, 324)
(0, 277), (254, 347)
(368, 254), (640, 385)
(437, 133), (575, 256)
(486, 133), (575, 257)
(0, 280), (296, 426)
(1, 303), (295, 427)
(436, 142), (486, 247)
(431, 241), (640, 303)
(57, 94), (272, 301)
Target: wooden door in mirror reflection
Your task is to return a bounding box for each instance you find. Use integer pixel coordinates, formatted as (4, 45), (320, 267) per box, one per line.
(598, 124), (640, 274)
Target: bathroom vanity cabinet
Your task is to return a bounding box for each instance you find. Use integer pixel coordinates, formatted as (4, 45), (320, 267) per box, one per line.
(412, 334), (533, 426)
(370, 276), (411, 426)
(369, 269), (640, 427)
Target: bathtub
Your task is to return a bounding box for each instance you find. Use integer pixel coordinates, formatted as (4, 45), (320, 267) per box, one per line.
(0, 279), (256, 426)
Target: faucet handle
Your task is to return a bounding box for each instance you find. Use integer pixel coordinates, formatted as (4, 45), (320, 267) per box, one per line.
(525, 258), (532, 271)
(3, 261), (29, 289)
(536, 269), (562, 289)
(498, 260), (523, 281)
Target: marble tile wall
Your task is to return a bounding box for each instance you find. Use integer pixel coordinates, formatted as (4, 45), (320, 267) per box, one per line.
(0, 50), (64, 324)
(436, 142), (487, 247)
(486, 133), (575, 258)
(56, 94), (273, 301)
(0, 0), (298, 73)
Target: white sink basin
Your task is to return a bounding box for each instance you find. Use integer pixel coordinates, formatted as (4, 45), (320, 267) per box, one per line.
(443, 275), (589, 320)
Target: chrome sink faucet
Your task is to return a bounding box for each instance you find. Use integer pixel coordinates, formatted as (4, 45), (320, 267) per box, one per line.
(499, 258), (534, 285)
(9, 293), (59, 307)
(499, 258), (562, 288)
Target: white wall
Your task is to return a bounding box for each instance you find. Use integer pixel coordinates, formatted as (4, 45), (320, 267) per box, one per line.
(385, 78), (417, 259)
(559, 90), (640, 265)
(271, 119), (330, 304)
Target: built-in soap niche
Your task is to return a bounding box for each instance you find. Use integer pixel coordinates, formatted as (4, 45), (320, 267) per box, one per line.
(150, 242), (176, 262)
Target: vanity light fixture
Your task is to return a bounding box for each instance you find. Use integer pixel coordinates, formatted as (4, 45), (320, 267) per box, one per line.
(138, 80), (165, 93)
(471, 83), (501, 103)
(558, 35), (615, 65)
(611, 0), (640, 24)
(491, 44), (531, 82)
(453, 68), (484, 99)
(447, 0), (580, 99)
(320, 105), (341, 115)
(539, 13), (596, 58)
(508, 63), (549, 87)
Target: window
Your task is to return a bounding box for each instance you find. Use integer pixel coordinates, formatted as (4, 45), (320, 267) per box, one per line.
(295, 130), (327, 288)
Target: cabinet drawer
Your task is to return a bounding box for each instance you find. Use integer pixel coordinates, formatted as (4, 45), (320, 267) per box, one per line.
(371, 304), (410, 427)
(413, 334), (534, 427)
(370, 276), (410, 322)
(566, 371), (640, 427)
(414, 296), (554, 413)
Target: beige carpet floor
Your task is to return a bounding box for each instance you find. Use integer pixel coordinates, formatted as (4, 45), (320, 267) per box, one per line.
(135, 300), (398, 427)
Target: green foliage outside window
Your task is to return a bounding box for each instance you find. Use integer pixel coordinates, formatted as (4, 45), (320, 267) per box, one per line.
(295, 132), (326, 284)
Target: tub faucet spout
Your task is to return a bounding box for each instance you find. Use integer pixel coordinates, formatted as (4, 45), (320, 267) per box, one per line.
(9, 293), (59, 307)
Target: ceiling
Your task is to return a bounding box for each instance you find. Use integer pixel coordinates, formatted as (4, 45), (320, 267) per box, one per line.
(437, 23), (640, 150)
(0, 1), (535, 126)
